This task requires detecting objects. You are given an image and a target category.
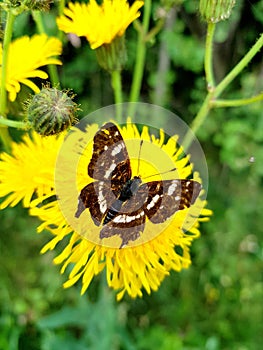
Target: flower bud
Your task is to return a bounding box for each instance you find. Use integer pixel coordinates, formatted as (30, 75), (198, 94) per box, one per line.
(199, 0), (236, 23)
(95, 36), (127, 72)
(23, 0), (52, 11)
(27, 87), (78, 136)
(0, 0), (52, 12)
(0, 0), (20, 9)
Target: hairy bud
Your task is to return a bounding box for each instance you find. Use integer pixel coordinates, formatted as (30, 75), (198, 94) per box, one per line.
(27, 87), (79, 136)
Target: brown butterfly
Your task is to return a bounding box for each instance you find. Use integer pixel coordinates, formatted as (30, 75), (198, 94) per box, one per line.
(75, 122), (201, 247)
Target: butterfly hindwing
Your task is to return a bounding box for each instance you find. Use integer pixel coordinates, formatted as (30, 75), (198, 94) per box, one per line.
(99, 184), (147, 247)
(100, 179), (201, 229)
(100, 208), (146, 248)
(76, 181), (117, 225)
(100, 179), (201, 247)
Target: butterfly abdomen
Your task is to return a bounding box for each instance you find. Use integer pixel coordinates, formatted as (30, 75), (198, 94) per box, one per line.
(103, 199), (122, 225)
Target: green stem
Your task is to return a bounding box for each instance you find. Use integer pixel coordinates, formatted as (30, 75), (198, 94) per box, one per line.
(212, 93), (263, 108)
(144, 18), (164, 42)
(0, 117), (28, 129)
(128, 0), (152, 115)
(183, 31), (263, 151)
(182, 94), (212, 151)
(0, 10), (15, 151)
(181, 21), (215, 151)
(111, 70), (123, 123)
(58, 0), (66, 15)
(57, 0), (66, 41)
(31, 11), (60, 86)
(204, 22), (216, 89)
(31, 10), (45, 33)
(214, 33), (263, 98)
(0, 12), (14, 114)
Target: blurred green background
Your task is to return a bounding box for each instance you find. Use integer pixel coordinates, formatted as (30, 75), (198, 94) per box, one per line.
(1, 0), (263, 349)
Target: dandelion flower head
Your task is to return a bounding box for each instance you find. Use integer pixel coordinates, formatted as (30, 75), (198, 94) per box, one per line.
(28, 119), (212, 300)
(0, 34), (62, 101)
(0, 131), (64, 209)
(57, 0), (144, 49)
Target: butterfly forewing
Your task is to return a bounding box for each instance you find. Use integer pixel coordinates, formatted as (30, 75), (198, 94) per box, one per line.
(88, 122), (131, 187)
(144, 180), (202, 224)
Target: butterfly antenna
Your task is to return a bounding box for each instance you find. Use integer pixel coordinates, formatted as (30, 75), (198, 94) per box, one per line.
(137, 140), (143, 175)
(142, 167), (177, 180)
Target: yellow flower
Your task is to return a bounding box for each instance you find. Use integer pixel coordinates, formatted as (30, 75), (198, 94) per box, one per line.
(28, 121), (212, 300)
(57, 0), (144, 49)
(0, 34), (62, 102)
(0, 131), (64, 209)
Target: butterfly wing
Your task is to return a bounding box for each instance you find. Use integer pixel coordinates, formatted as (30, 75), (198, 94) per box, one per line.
(100, 210), (146, 248)
(100, 187), (148, 247)
(75, 181), (117, 225)
(88, 122), (132, 191)
(143, 180), (202, 223)
(99, 179), (201, 247)
(76, 122), (132, 220)
(76, 122), (201, 247)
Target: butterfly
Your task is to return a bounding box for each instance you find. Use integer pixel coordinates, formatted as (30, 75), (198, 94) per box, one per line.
(75, 122), (201, 248)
